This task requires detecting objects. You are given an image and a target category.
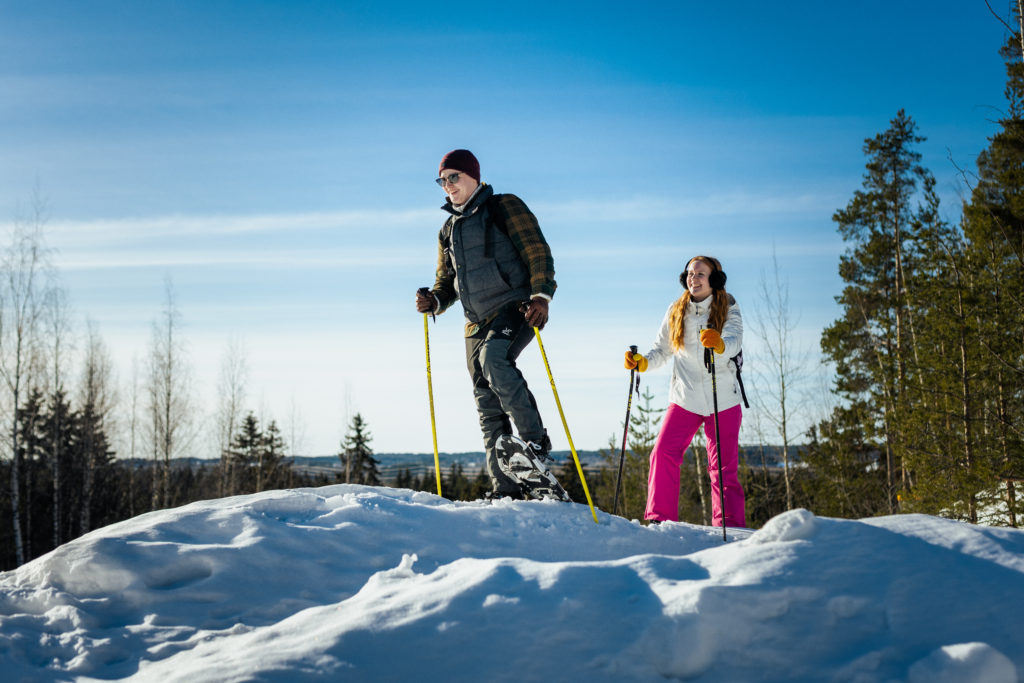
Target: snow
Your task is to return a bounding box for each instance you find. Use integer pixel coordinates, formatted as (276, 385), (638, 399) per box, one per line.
(1, 485), (1022, 682)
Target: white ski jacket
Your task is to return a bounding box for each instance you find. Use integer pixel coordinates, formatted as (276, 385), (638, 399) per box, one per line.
(643, 295), (744, 417)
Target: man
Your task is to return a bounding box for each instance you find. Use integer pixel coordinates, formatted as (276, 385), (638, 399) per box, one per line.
(416, 149), (556, 499)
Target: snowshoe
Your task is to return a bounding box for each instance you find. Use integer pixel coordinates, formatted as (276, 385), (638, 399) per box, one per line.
(494, 434), (571, 502)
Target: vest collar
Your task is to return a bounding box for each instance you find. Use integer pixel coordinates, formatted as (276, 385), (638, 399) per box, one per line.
(441, 183), (492, 216)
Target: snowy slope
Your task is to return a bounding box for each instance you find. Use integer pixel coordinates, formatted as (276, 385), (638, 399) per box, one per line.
(0, 485), (1021, 682)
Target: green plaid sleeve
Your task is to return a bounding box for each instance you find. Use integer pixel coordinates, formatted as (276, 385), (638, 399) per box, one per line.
(494, 194), (557, 298)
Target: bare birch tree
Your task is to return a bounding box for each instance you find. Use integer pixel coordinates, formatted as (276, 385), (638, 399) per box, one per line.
(750, 249), (809, 511)
(147, 279), (194, 510)
(125, 357), (142, 518)
(0, 193), (52, 566)
(284, 395), (307, 489)
(216, 336), (248, 496)
(43, 286), (73, 547)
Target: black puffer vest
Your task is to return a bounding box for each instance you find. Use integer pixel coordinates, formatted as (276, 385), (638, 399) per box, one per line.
(440, 185), (531, 324)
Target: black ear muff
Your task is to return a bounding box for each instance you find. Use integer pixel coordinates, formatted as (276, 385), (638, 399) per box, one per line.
(709, 269), (727, 290)
(679, 257), (693, 287)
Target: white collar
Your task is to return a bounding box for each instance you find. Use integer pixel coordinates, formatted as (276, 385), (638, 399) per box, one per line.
(453, 184), (485, 213)
(689, 296), (712, 315)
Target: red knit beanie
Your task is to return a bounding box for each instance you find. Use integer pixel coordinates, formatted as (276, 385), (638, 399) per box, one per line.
(439, 149), (480, 182)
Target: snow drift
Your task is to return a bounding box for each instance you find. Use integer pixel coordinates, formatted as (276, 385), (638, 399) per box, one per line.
(1, 485), (1021, 682)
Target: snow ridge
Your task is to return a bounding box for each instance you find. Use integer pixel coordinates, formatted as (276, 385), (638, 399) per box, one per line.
(0, 484), (1020, 682)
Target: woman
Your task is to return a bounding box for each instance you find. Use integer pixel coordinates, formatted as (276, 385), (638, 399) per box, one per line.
(625, 255), (746, 526)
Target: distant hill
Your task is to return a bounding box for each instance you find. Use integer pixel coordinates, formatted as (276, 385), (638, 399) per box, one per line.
(291, 444), (805, 480)
(141, 444), (804, 482)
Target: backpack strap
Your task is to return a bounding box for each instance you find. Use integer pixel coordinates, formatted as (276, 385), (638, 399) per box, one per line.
(483, 193), (507, 258)
(731, 349), (749, 408)
(723, 294), (748, 408)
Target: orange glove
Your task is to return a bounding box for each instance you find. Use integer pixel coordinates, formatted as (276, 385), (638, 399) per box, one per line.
(700, 329), (725, 354)
(624, 351), (648, 372)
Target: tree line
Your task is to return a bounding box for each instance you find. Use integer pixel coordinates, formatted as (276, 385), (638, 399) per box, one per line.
(806, 24), (1024, 526)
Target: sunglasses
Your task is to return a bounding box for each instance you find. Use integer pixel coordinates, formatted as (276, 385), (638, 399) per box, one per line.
(435, 172), (462, 187)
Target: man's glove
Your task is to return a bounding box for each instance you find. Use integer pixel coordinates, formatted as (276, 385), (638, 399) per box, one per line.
(624, 351), (648, 372)
(522, 297), (549, 329)
(416, 288), (438, 314)
(700, 329), (725, 354)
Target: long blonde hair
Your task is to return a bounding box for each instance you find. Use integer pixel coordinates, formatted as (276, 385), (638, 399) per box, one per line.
(669, 255), (730, 351)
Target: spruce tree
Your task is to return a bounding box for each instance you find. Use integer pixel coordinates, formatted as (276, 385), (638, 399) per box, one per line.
(227, 412), (263, 494)
(597, 387), (663, 521)
(821, 109), (935, 513)
(75, 394), (116, 534)
(340, 414), (380, 486)
(259, 420), (287, 492)
(41, 390), (76, 547)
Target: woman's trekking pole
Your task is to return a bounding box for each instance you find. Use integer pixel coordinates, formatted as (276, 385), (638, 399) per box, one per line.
(533, 327), (599, 524)
(419, 288), (443, 497)
(613, 345), (640, 516)
(705, 345), (728, 542)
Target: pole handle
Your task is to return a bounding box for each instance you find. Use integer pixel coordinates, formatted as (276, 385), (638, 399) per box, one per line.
(418, 287), (436, 322)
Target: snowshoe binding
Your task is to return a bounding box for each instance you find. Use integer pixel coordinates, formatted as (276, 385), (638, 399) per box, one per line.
(494, 434), (571, 502)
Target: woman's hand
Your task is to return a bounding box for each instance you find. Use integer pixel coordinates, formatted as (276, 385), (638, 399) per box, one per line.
(700, 329), (725, 354)
(624, 351), (648, 372)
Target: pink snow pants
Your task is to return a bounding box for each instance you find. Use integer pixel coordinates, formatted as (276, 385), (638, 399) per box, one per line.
(645, 403), (746, 527)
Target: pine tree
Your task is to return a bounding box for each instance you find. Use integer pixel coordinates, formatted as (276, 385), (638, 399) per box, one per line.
(802, 408), (888, 519)
(41, 390), (76, 547)
(445, 462), (471, 500)
(75, 393), (116, 534)
(16, 389), (49, 560)
(959, 19), (1024, 525)
(226, 412), (262, 494)
(470, 466), (490, 500)
(821, 109), (936, 513)
(339, 414), (380, 486)
(597, 387), (663, 521)
(394, 468), (412, 490)
(258, 420), (287, 492)
(556, 456), (585, 505)
(896, 179), (993, 520)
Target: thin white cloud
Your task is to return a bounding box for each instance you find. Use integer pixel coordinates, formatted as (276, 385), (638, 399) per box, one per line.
(31, 208), (440, 249)
(30, 190), (839, 247)
(52, 247), (427, 271)
(24, 189), (844, 272)
(537, 192), (842, 224)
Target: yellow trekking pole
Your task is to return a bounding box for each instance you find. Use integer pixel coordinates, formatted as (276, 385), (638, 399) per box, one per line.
(533, 327), (599, 524)
(420, 289), (443, 497)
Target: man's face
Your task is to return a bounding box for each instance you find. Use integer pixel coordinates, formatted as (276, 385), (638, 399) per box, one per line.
(439, 170), (479, 205)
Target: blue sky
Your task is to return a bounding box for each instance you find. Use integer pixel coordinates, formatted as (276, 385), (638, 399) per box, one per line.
(0, 1), (1011, 456)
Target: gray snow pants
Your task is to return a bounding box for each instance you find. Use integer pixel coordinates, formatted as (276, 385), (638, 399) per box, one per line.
(465, 304), (546, 496)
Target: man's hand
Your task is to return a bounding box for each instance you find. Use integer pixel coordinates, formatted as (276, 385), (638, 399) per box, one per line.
(522, 297), (549, 329)
(416, 288), (437, 314)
